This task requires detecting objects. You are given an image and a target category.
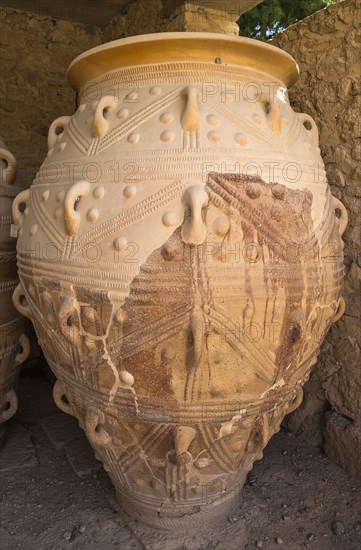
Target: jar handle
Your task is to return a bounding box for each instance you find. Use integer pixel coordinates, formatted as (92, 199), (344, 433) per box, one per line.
(332, 196), (348, 236)
(0, 389), (18, 423)
(246, 415), (270, 454)
(0, 147), (17, 185)
(84, 405), (111, 447)
(181, 184), (208, 245)
(12, 189), (30, 226)
(12, 284), (32, 319)
(58, 296), (81, 346)
(64, 180), (90, 236)
(53, 380), (74, 416)
(298, 113), (319, 146)
(14, 333), (30, 365)
(92, 96), (116, 138)
(48, 116), (71, 150)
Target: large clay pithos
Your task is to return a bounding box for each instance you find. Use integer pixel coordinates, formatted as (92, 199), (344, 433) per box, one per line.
(0, 140), (30, 444)
(12, 34), (347, 528)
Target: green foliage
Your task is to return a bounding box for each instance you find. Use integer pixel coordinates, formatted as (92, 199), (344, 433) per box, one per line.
(237, 0), (338, 41)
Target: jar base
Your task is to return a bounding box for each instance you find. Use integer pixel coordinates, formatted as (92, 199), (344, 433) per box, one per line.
(116, 476), (247, 530)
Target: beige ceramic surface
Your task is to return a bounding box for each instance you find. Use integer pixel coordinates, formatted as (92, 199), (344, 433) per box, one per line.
(12, 33), (347, 528)
(0, 140), (30, 432)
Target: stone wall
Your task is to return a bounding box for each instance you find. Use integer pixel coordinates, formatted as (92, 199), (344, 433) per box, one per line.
(0, 8), (102, 186)
(272, 0), (361, 478)
(103, 0), (239, 41)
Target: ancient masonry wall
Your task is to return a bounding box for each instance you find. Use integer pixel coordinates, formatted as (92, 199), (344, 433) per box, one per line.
(0, 8), (102, 186)
(102, 0), (239, 40)
(272, 0), (361, 478)
(0, 0), (359, 477)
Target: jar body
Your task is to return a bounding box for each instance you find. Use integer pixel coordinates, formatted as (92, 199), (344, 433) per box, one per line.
(13, 35), (346, 528)
(0, 141), (30, 442)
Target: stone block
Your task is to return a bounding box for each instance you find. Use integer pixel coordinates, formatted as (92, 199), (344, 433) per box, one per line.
(65, 436), (102, 477)
(39, 412), (83, 450)
(0, 424), (38, 472)
(103, 0), (261, 40)
(283, 386), (328, 447)
(323, 411), (361, 479)
(323, 342), (361, 424)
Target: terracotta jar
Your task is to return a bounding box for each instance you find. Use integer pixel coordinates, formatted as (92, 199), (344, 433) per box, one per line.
(0, 140), (30, 444)
(12, 34), (347, 528)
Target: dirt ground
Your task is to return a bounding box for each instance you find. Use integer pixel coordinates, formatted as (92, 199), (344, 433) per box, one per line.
(0, 366), (360, 550)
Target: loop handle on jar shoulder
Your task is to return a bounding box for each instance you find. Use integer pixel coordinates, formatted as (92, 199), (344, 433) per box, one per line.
(58, 295), (81, 346)
(12, 284), (32, 319)
(92, 96), (117, 138)
(0, 389), (18, 423)
(12, 189), (30, 226)
(181, 184), (208, 245)
(260, 94), (281, 136)
(298, 113), (319, 147)
(84, 405), (111, 447)
(64, 180), (90, 236)
(332, 196), (348, 236)
(53, 380), (74, 416)
(246, 414), (270, 454)
(48, 116), (71, 150)
(0, 147), (17, 186)
(14, 333), (30, 366)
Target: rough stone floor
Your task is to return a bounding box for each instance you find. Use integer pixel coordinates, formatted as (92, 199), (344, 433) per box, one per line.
(0, 366), (360, 550)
